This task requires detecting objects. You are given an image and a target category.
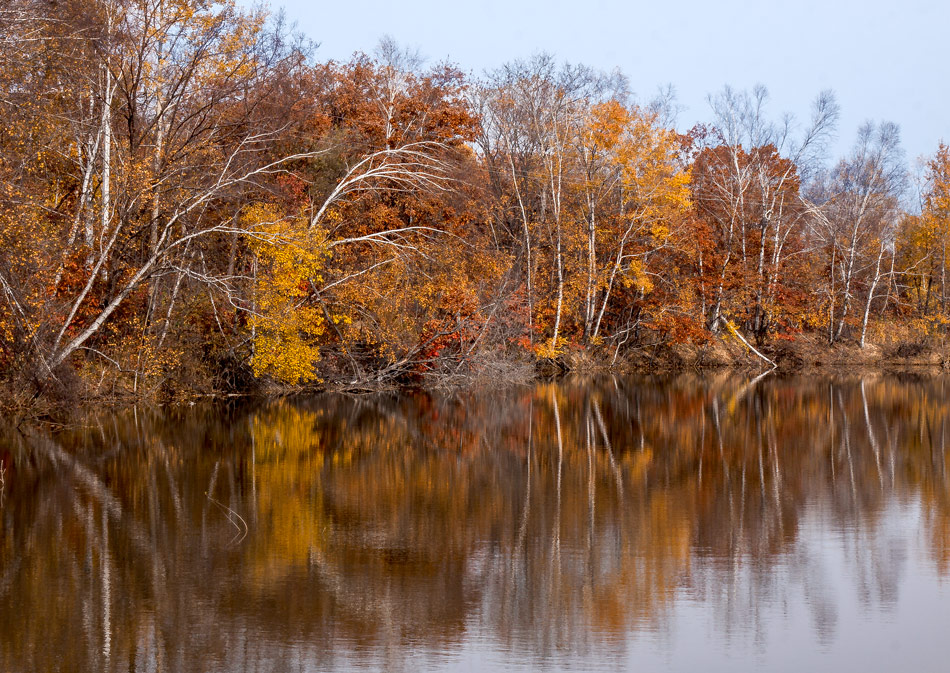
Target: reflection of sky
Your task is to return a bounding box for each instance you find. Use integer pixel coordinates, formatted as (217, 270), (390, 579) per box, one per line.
(620, 501), (947, 673)
(250, 0), (950, 164)
(372, 502), (949, 672)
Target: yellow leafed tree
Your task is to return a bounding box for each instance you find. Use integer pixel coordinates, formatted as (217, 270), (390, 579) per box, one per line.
(245, 204), (327, 384)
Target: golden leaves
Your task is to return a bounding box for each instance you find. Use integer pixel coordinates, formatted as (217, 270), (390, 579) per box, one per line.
(622, 259), (654, 294)
(245, 203), (327, 385)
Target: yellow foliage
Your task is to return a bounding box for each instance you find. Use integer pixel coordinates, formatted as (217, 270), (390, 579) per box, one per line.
(245, 203), (327, 384)
(534, 336), (567, 359)
(622, 258), (654, 294)
(723, 319), (749, 352)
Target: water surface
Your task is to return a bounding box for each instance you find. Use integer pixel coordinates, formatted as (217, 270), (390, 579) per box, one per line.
(1, 373), (949, 671)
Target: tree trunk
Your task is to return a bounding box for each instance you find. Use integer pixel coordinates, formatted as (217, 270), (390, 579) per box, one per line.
(859, 244), (886, 348)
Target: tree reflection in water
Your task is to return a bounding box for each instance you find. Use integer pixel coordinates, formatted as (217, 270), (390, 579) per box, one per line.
(1, 373), (949, 672)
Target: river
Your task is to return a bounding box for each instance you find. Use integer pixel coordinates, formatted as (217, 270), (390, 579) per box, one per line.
(1, 373), (949, 671)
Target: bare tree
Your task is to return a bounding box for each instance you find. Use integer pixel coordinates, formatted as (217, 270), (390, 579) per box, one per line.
(809, 121), (906, 345)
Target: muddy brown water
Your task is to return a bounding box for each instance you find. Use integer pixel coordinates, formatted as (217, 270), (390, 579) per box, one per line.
(1, 373), (949, 671)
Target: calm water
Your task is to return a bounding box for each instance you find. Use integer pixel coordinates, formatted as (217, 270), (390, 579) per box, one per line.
(1, 374), (949, 672)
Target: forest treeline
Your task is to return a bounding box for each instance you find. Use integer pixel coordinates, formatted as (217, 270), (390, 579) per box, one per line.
(2, 0), (950, 405)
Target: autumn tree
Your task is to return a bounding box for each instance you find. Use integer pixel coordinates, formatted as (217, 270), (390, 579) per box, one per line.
(573, 101), (691, 354)
(284, 43), (497, 384)
(895, 143), (950, 322)
(690, 86), (838, 341)
(0, 0), (322, 398)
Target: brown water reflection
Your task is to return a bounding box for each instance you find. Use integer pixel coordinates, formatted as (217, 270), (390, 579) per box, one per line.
(2, 373), (950, 672)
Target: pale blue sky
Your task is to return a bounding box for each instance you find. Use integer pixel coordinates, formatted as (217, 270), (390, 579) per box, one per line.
(260, 0), (947, 167)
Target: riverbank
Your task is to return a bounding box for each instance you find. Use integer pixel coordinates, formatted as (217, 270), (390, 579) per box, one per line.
(6, 328), (950, 426)
(547, 330), (949, 377)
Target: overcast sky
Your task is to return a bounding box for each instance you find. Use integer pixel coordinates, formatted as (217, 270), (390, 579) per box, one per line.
(260, 0), (948, 168)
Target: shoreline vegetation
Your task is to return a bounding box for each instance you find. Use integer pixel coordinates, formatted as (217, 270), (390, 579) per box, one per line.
(3, 2), (950, 417)
(10, 333), (950, 421)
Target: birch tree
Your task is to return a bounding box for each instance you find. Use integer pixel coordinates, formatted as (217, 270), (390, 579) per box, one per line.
(0, 0), (325, 390)
(694, 85), (837, 337)
(811, 122), (906, 344)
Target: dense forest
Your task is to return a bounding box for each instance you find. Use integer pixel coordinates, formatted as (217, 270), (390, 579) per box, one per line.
(2, 0), (950, 406)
